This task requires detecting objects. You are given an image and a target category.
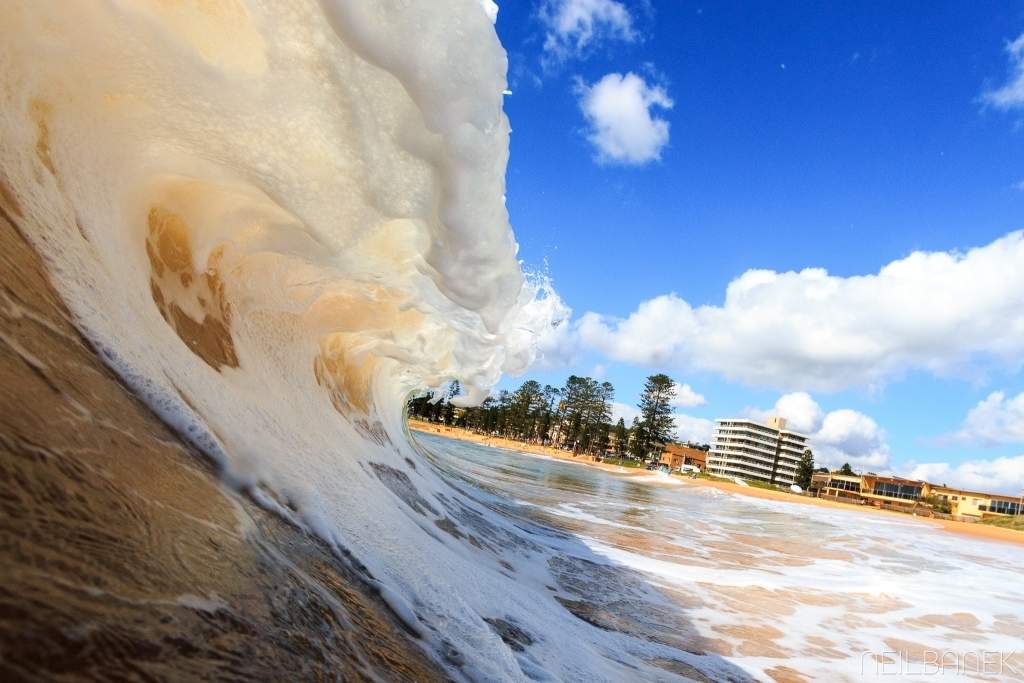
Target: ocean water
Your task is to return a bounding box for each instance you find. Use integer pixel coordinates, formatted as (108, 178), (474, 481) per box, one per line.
(2, 1), (1023, 681)
(415, 432), (1024, 682)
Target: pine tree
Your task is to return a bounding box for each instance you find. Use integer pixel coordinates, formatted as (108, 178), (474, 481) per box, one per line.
(613, 418), (628, 454)
(416, 375), (614, 452)
(636, 374), (677, 460)
(794, 449), (814, 489)
(627, 417), (646, 460)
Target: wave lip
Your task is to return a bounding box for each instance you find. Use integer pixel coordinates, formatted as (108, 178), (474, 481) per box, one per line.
(1, 0), (561, 416)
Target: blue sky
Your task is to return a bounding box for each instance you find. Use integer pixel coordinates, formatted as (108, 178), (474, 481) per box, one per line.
(490, 0), (1024, 494)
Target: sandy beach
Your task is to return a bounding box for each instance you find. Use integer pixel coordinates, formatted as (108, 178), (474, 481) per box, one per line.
(409, 420), (1024, 547)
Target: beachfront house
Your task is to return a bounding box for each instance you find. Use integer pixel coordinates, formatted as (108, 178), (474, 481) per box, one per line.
(657, 443), (707, 473)
(816, 472), (1022, 521)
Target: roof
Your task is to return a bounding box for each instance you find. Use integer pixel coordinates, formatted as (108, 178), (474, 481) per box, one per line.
(713, 418), (811, 440)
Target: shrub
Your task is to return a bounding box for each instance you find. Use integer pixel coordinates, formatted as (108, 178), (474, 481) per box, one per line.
(918, 494), (952, 514)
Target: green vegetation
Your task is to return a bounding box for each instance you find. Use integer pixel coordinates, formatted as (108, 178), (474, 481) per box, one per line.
(794, 449), (814, 489)
(407, 381), (460, 424)
(613, 418), (628, 455)
(408, 376), (608, 453)
(836, 463), (855, 476)
(601, 457), (642, 468)
(918, 493), (953, 514)
(630, 374), (677, 462)
(979, 515), (1024, 532)
(744, 479), (782, 492)
(408, 373), (701, 459)
(695, 472), (733, 483)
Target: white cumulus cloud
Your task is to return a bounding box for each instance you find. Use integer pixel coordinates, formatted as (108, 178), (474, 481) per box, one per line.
(609, 401), (641, 425)
(981, 32), (1024, 108)
(896, 455), (1024, 496)
(670, 383), (707, 408)
(673, 413), (715, 445)
(577, 72), (673, 165)
(814, 409), (892, 471)
(575, 232), (1024, 391)
(936, 390), (1024, 447)
(769, 391), (824, 433)
(743, 392), (892, 471)
(540, 0), (636, 62)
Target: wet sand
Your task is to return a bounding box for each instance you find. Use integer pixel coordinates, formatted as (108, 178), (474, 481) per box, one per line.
(409, 421), (1024, 547)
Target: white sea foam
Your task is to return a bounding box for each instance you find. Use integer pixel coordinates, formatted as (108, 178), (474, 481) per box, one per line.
(422, 434), (1024, 681)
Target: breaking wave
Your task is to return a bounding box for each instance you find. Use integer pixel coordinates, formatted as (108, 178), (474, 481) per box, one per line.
(0, 1), (705, 681)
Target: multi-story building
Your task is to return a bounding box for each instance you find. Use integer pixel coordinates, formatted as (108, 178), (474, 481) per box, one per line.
(707, 417), (809, 486)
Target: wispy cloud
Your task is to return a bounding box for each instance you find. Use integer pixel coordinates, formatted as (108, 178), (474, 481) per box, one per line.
(981, 32), (1024, 108)
(540, 0), (637, 64)
(577, 72), (672, 164)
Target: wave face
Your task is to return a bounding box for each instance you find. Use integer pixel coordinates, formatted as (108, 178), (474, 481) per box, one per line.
(0, 2), (695, 682)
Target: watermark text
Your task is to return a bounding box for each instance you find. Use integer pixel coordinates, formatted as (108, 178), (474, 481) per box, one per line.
(861, 650), (1018, 676)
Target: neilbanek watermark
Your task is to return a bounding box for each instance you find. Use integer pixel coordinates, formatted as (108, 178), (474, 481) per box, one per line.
(861, 650), (1019, 676)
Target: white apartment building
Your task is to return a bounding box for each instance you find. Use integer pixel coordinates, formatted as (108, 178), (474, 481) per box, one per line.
(707, 417), (810, 486)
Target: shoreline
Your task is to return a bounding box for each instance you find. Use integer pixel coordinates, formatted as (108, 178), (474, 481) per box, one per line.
(408, 420), (1024, 547)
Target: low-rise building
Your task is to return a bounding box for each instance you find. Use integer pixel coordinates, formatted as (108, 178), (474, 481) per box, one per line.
(707, 416), (809, 486)
(657, 444), (707, 472)
(810, 471), (831, 487)
(929, 485), (1022, 521)
(815, 472), (1023, 521)
(820, 473), (863, 500)
(860, 474), (927, 510)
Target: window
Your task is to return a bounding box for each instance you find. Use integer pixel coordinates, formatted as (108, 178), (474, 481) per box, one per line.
(872, 482), (922, 501)
(827, 479), (861, 493)
(982, 500), (1021, 515)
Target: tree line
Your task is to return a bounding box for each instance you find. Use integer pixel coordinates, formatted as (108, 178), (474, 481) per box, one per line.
(407, 373), (690, 460)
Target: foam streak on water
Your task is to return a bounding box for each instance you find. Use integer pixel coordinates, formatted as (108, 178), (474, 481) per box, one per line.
(420, 433), (1024, 682)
